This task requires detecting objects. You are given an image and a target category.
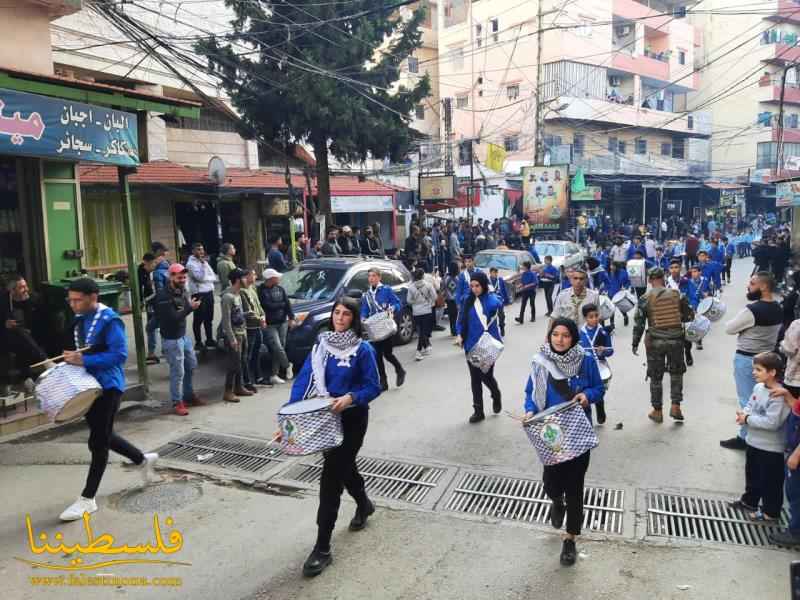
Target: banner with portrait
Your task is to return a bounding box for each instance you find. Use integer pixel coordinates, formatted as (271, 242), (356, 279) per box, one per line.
(521, 165), (568, 231)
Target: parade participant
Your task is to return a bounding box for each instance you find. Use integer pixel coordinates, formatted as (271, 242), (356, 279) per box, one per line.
(697, 250), (722, 293)
(579, 304), (613, 424)
(361, 268), (406, 391)
(524, 317), (604, 566)
(632, 268), (694, 424)
(630, 251), (651, 298)
(406, 268), (437, 361)
(626, 236), (647, 261)
(221, 268), (252, 402)
(723, 236), (735, 284)
(186, 242), (218, 350)
(720, 272), (783, 450)
(515, 260), (538, 324)
(685, 232), (699, 269)
(606, 262), (632, 327)
(609, 238), (627, 265)
(551, 268), (600, 329)
(442, 262), (460, 336)
(540, 255), (559, 317)
(488, 266), (511, 336)
(710, 239), (725, 268)
(240, 269), (266, 391)
(654, 247), (670, 271)
(155, 264), (203, 416)
(457, 271), (503, 423)
(667, 260), (694, 366)
(282, 296), (381, 577)
(455, 255), (479, 309)
(217, 242), (238, 294)
(0, 275), (47, 383)
(137, 253), (160, 365)
(59, 278), (157, 521)
(729, 351), (790, 522)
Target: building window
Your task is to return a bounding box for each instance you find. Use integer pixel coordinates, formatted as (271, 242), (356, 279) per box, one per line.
(503, 134), (520, 152)
(687, 115), (694, 129)
(576, 20), (593, 38)
(476, 24), (482, 47)
(165, 108), (238, 132)
(544, 135), (562, 149)
(608, 137), (618, 153)
(452, 47), (464, 70)
(456, 94), (469, 109)
(678, 50), (686, 65)
(573, 134), (585, 156)
(618, 140), (627, 154)
(507, 84), (519, 100)
(672, 138), (685, 160)
(635, 138), (647, 154)
(415, 105), (425, 120)
(458, 140), (473, 165)
(408, 57), (419, 73)
(490, 18), (499, 42)
(789, 114), (799, 129)
(661, 142), (672, 156)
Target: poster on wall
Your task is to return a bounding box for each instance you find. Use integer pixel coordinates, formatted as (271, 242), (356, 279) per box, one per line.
(522, 165), (568, 231)
(776, 182), (800, 207)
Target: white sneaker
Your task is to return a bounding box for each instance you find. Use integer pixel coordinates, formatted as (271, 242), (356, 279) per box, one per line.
(140, 452), (159, 484)
(422, 347), (432, 356)
(270, 375), (286, 385)
(286, 365), (293, 380)
(415, 351), (424, 361)
(60, 496), (97, 521)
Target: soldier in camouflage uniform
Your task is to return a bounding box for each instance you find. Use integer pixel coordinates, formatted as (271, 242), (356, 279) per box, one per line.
(632, 267), (694, 423)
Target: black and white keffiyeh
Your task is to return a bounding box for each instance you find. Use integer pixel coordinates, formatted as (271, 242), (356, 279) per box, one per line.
(309, 330), (362, 398)
(529, 343), (585, 412)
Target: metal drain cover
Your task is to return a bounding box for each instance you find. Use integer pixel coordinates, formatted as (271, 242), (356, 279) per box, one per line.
(443, 471), (625, 534)
(280, 455), (446, 504)
(117, 482), (202, 513)
(153, 431), (284, 474)
(646, 491), (788, 547)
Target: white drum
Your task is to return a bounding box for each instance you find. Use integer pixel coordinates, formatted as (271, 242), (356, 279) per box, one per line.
(698, 296), (727, 323)
(627, 259), (647, 289)
(685, 315), (711, 343)
(277, 397), (343, 456)
(598, 296), (615, 321)
(363, 311), (397, 342)
(612, 290), (637, 314)
(35, 363), (102, 422)
(597, 359), (612, 383)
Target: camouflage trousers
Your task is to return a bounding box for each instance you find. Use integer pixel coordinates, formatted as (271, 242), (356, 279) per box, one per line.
(644, 334), (686, 408)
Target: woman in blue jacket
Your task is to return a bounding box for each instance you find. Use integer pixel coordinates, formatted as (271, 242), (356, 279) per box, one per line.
(457, 271), (503, 423)
(524, 317), (604, 567)
(285, 296), (382, 577)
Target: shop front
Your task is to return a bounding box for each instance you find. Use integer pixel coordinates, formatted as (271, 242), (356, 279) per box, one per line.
(329, 179), (398, 250)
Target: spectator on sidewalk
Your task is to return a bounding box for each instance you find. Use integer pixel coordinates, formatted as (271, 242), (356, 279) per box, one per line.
(442, 262), (460, 336)
(151, 241), (171, 294)
(406, 268), (437, 361)
(322, 227), (342, 256)
(0, 274), (48, 384)
(221, 268), (252, 402)
(217, 243), (237, 294)
(240, 269), (266, 391)
(137, 252), (160, 365)
(154, 263), (203, 416)
(268, 235), (289, 273)
(186, 242), (218, 350)
(258, 268), (295, 385)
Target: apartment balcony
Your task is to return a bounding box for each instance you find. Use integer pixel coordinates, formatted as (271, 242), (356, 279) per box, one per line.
(756, 41), (800, 65)
(613, 0), (672, 31)
(547, 97), (711, 136)
(611, 51), (670, 82)
(757, 79), (800, 105)
(571, 152), (710, 178)
(26, 0), (82, 17)
(764, 0), (800, 25)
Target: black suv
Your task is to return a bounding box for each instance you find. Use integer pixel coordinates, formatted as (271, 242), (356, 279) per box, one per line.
(282, 257), (414, 372)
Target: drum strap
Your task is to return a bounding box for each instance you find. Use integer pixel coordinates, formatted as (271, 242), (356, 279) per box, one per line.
(74, 303), (109, 350)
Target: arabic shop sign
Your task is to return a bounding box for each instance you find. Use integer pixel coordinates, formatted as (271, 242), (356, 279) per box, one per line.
(571, 185), (602, 202)
(0, 88), (139, 166)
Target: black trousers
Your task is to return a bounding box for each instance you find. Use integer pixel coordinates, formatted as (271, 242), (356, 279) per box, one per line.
(414, 313), (433, 351)
(316, 407), (369, 551)
(2, 328), (47, 380)
(541, 283), (555, 314)
(82, 389), (145, 499)
(724, 257), (733, 283)
(543, 450), (591, 536)
(742, 444), (785, 517)
(446, 300), (458, 336)
(373, 338), (402, 384)
(468, 362), (500, 413)
(225, 333), (247, 390)
(192, 291), (215, 344)
(518, 289), (536, 320)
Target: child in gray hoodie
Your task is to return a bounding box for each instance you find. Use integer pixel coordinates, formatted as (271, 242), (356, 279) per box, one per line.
(731, 351), (791, 521)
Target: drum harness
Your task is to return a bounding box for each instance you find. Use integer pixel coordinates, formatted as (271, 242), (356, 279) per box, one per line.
(73, 303), (109, 354)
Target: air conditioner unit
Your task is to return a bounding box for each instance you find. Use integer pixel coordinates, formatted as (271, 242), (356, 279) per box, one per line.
(616, 25), (632, 37)
(609, 76), (621, 87)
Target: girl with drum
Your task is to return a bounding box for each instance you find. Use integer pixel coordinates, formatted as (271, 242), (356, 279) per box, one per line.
(282, 296), (382, 577)
(457, 271), (503, 424)
(524, 317), (605, 566)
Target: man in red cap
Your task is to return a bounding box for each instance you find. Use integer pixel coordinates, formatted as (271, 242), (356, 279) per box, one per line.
(154, 263), (203, 415)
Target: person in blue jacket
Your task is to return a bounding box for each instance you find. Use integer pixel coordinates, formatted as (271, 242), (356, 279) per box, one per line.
(283, 296), (382, 577)
(626, 236), (647, 261)
(361, 268), (406, 391)
(654, 247), (671, 271)
(579, 303), (613, 425)
(150, 241), (171, 293)
(455, 255), (479, 308)
(686, 264), (711, 310)
(488, 266), (511, 336)
(587, 257), (610, 294)
(527, 238), (541, 264)
(697, 250), (722, 292)
(457, 271), (503, 423)
(605, 261), (632, 328)
(59, 278), (157, 522)
(722, 236), (735, 284)
(515, 260), (539, 324)
(709, 239), (725, 266)
(523, 317), (604, 567)
(540, 255), (560, 316)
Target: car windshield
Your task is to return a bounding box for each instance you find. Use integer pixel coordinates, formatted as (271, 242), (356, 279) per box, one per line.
(475, 253), (518, 271)
(280, 265), (346, 300)
(534, 242), (566, 257)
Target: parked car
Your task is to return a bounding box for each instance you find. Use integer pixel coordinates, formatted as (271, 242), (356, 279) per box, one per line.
(281, 257), (414, 373)
(474, 249), (539, 303)
(532, 240), (584, 270)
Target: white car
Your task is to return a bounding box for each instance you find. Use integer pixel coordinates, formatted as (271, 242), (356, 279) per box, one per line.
(533, 240), (585, 269)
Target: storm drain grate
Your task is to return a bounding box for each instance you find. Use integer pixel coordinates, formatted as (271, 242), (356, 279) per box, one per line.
(646, 491), (788, 547)
(153, 432), (284, 474)
(443, 472), (625, 535)
(280, 456), (445, 504)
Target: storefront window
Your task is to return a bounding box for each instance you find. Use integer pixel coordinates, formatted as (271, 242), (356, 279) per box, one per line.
(0, 158), (22, 279)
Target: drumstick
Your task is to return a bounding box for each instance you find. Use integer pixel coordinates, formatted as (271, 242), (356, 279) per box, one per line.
(30, 347), (91, 369)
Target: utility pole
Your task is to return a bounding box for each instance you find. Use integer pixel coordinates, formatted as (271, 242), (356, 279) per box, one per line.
(534, 0), (544, 166)
(776, 64), (791, 178)
(443, 97), (453, 176)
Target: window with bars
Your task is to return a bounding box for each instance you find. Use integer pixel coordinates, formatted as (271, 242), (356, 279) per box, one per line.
(165, 108), (238, 133)
(490, 18), (499, 42)
(618, 140), (627, 154)
(456, 95), (469, 109)
(503, 134), (519, 152)
(672, 138), (685, 159)
(507, 84), (519, 100)
(635, 138), (647, 154)
(678, 50), (686, 65)
(608, 136), (618, 152)
(661, 142), (672, 156)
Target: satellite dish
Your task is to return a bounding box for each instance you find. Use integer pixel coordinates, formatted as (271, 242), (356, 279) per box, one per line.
(208, 156), (226, 185)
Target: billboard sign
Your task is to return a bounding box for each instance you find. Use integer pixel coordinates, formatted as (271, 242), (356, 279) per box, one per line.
(419, 175), (456, 201)
(571, 185), (602, 202)
(522, 164), (568, 231)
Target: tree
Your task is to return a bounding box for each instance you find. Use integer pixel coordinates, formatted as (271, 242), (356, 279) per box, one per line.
(197, 0), (431, 213)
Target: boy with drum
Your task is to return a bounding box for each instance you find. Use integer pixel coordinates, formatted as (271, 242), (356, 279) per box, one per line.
(59, 278), (157, 521)
(579, 303), (613, 424)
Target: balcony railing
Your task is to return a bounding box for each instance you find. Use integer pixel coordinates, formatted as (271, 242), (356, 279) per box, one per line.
(557, 146), (710, 178)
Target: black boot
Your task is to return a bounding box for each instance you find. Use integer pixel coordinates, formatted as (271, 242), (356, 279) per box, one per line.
(685, 349), (693, 367)
(302, 547), (333, 577)
(349, 499), (375, 531)
(560, 539), (577, 566)
(469, 409), (485, 424)
(380, 377), (389, 392)
(396, 368), (406, 388)
(492, 393), (502, 415)
(595, 401), (606, 425)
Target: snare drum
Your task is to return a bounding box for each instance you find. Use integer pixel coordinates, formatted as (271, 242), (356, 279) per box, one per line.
(627, 259), (647, 289)
(612, 290), (637, 314)
(598, 296), (615, 321)
(277, 397), (343, 456)
(698, 296), (727, 322)
(363, 311), (397, 342)
(597, 359), (612, 384)
(523, 400), (599, 466)
(685, 314), (711, 343)
(35, 363), (102, 422)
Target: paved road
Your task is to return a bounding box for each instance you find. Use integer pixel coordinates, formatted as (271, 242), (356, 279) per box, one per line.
(0, 258), (793, 599)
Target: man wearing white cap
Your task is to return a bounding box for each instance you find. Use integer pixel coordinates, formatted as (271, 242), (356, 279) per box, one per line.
(550, 267), (600, 330)
(258, 268), (296, 384)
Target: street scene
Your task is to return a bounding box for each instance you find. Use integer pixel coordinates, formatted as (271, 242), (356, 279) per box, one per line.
(2, 0), (800, 599)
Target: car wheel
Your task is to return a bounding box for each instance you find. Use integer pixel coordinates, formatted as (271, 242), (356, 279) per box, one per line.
(394, 308), (414, 345)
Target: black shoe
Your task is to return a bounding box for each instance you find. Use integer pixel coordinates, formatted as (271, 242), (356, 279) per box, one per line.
(696, 342), (703, 351)
(550, 500), (566, 529)
(769, 530), (800, 548)
(500, 329), (506, 337)
(469, 411), (485, 424)
(492, 395), (502, 414)
(515, 317), (524, 324)
(596, 402), (607, 425)
(349, 500), (375, 531)
(396, 369), (406, 388)
(720, 436), (747, 450)
(686, 353), (693, 367)
(545, 312), (552, 317)
(205, 339), (217, 349)
(531, 318), (536, 323)
(245, 384), (258, 393)
(433, 325), (446, 332)
(560, 539), (577, 566)
(302, 548), (332, 577)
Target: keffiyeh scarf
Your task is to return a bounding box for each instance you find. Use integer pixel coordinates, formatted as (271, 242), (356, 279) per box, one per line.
(310, 330), (362, 398)
(530, 343), (585, 412)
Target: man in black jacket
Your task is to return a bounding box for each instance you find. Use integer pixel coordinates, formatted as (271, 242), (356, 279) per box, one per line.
(154, 264), (202, 416)
(258, 269), (295, 384)
(0, 275), (47, 383)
